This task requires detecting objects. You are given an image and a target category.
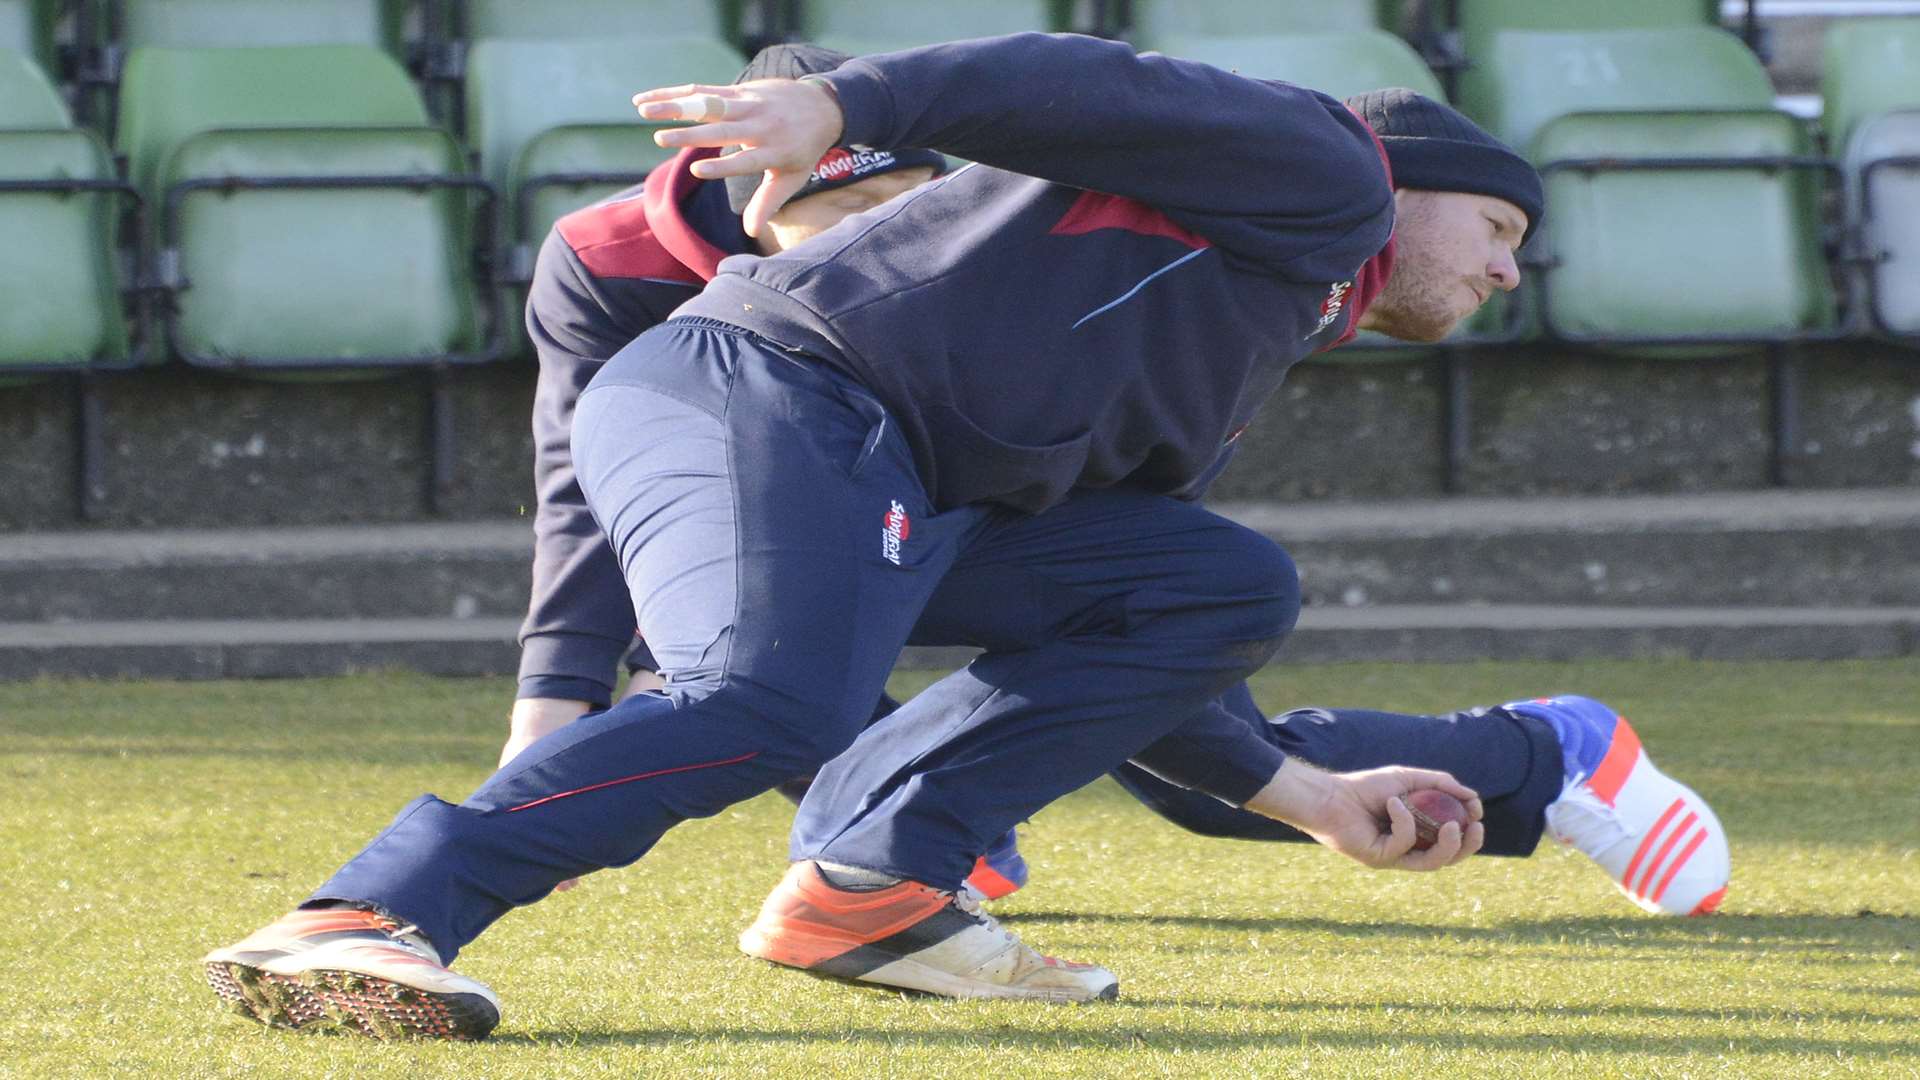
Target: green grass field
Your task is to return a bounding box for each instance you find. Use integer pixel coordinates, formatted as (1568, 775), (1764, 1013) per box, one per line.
(2, 660), (1916, 1078)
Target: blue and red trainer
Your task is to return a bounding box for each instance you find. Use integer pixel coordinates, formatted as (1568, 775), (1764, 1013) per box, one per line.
(1507, 695), (1730, 916)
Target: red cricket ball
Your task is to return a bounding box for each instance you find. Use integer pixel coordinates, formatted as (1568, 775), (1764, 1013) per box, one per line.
(1405, 789), (1472, 851)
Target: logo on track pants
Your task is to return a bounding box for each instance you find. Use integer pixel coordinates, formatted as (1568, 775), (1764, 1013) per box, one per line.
(881, 501), (911, 566)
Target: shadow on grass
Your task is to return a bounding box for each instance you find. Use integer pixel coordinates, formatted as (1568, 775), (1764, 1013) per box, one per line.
(11, 737), (492, 767)
(480, 912), (1920, 1057)
(1111, 995), (1911, 1028)
(1001, 910), (1920, 956)
(492, 1011), (1919, 1059)
(1853, 984), (1920, 998)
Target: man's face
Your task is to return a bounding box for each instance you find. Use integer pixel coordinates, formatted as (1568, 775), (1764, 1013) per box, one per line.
(755, 166), (940, 254)
(1358, 190), (1526, 343)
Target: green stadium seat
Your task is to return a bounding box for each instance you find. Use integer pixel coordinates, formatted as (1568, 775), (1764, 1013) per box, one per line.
(463, 35), (742, 216)
(1144, 29), (1442, 100)
(0, 47), (132, 373)
(1532, 110), (1834, 343)
(1450, 0), (1719, 65)
(1460, 27), (1773, 153)
(116, 45), (490, 368)
(803, 0), (1068, 55)
(463, 34), (741, 356)
(512, 125), (674, 248)
(101, 2), (414, 127)
(1841, 110), (1920, 335)
(115, 0), (407, 52)
(1455, 27), (1834, 346)
(456, 0), (733, 43)
(1127, 0), (1389, 39)
(0, 34), (61, 118)
(1422, 0), (1719, 101)
(1824, 20), (1920, 337)
(0, 0), (58, 74)
(117, 45), (427, 196)
(1822, 18), (1920, 154)
(1456, 0), (1719, 30)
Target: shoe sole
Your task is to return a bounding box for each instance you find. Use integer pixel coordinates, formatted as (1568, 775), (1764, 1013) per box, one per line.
(741, 926), (1119, 1004)
(768, 954), (1120, 1003)
(848, 955), (1118, 1003)
(205, 961), (498, 1040)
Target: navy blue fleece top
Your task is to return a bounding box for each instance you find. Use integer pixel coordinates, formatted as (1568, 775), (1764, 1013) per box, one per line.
(679, 32), (1395, 514)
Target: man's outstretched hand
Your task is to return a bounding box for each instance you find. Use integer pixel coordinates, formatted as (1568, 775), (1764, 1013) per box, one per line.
(634, 78), (846, 235)
(1245, 758), (1486, 871)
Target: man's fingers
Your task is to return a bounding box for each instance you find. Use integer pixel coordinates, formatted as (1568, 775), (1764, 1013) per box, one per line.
(1398, 820), (1463, 871)
(1459, 819), (1486, 860)
(636, 89), (751, 124)
(1373, 796), (1417, 865)
(631, 83), (700, 105)
(690, 146), (785, 180)
(742, 171), (811, 235)
(632, 82), (717, 103)
(632, 83), (732, 112)
(656, 121), (756, 150)
(639, 93), (728, 123)
(624, 669), (667, 697)
(1395, 767), (1480, 807)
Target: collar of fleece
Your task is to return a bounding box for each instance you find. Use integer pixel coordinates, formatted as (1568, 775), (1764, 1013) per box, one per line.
(1321, 119), (1398, 352)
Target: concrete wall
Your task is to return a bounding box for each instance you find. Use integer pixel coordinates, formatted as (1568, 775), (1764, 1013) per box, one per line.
(1, 342), (1916, 530)
(1221, 343), (1920, 501)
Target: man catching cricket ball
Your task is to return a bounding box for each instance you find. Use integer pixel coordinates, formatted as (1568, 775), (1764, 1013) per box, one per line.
(203, 33), (1727, 1039)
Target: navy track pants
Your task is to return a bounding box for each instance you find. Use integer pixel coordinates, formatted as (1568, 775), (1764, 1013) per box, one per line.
(312, 319), (1298, 958)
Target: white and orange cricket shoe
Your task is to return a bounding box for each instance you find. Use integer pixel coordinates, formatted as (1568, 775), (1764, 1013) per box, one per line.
(740, 861), (1118, 1002)
(203, 907), (500, 1039)
(1510, 695), (1730, 916)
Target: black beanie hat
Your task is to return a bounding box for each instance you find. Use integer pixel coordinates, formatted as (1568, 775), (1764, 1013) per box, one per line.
(724, 43), (947, 215)
(1343, 88), (1544, 243)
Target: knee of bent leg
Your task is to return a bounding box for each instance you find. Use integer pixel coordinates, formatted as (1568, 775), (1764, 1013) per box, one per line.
(1219, 528), (1301, 647)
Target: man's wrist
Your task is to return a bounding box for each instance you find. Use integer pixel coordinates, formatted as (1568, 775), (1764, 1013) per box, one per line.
(1243, 758), (1337, 830)
(798, 74), (840, 107)
(796, 75), (848, 146)
(509, 697), (593, 729)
